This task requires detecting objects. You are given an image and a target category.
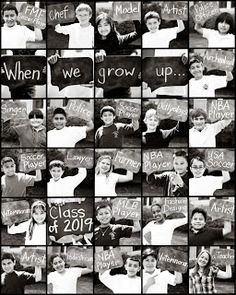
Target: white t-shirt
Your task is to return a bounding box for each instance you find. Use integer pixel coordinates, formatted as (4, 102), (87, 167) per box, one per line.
(48, 168), (87, 197)
(95, 173), (120, 196)
(189, 176), (223, 196)
(142, 27), (178, 48)
(143, 268), (176, 294)
(47, 126), (87, 148)
(48, 268), (82, 294)
(99, 270), (141, 294)
(189, 75), (227, 97)
(189, 120), (231, 147)
(55, 23), (94, 48)
(203, 28), (235, 48)
(143, 217), (187, 245)
(1, 24), (35, 48)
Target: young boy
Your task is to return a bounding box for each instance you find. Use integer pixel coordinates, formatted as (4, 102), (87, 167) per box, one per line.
(189, 155), (231, 196)
(1, 252), (42, 294)
(189, 207), (232, 245)
(189, 56), (233, 97)
(1, 157), (42, 197)
(54, 3), (94, 48)
(94, 203), (140, 246)
(142, 248), (182, 294)
(142, 11), (185, 48)
(143, 202), (187, 245)
(3, 109), (46, 148)
(47, 107), (94, 148)
(95, 106), (139, 147)
(47, 160), (87, 197)
(1, 4), (43, 49)
(146, 150), (188, 196)
(189, 108), (232, 147)
(99, 256), (141, 293)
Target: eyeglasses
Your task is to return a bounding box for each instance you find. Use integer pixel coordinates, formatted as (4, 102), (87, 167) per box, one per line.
(191, 166), (205, 170)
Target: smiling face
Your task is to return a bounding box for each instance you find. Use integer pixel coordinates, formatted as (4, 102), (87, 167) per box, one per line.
(49, 166), (64, 181)
(29, 116), (44, 129)
(1, 259), (15, 274)
(191, 212), (206, 230)
(197, 252), (210, 268)
(2, 161), (16, 176)
(192, 115), (206, 131)
(98, 158), (111, 174)
(145, 115), (160, 131)
(143, 255), (157, 273)
(101, 111), (115, 126)
(3, 10), (17, 28)
(190, 159), (206, 178)
(52, 256), (65, 273)
(146, 17), (161, 33)
(97, 19), (111, 39)
(96, 207), (112, 226)
(218, 21), (230, 35)
(151, 205), (164, 222)
(76, 9), (91, 27)
(32, 207), (46, 224)
(173, 156), (188, 176)
(52, 114), (67, 130)
(189, 62), (204, 80)
(125, 258), (140, 278)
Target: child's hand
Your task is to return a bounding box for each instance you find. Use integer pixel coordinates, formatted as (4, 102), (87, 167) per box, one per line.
(1, 273), (6, 285)
(42, 66), (46, 74)
(181, 53), (188, 65)
(95, 50), (106, 63)
(170, 173), (184, 187)
(142, 81), (148, 90)
(146, 276), (157, 288)
(48, 53), (60, 65)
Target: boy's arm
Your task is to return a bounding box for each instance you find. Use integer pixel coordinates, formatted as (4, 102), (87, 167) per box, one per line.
(85, 120), (94, 133)
(222, 220), (232, 236)
(54, 24), (71, 35)
(99, 270), (116, 290)
(177, 20), (185, 33)
(34, 265), (42, 282)
(212, 119), (232, 135)
(143, 276), (157, 293)
(117, 171), (133, 183)
(34, 28), (43, 41)
(222, 170), (230, 183)
(131, 220), (141, 233)
(34, 169), (42, 182)
(225, 70), (233, 82)
(131, 119), (139, 131)
(95, 128), (101, 147)
(81, 267), (93, 275)
(194, 22), (203, 35)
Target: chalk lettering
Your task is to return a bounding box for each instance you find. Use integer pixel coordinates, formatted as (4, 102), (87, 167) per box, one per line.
(3, 61), (40, 81)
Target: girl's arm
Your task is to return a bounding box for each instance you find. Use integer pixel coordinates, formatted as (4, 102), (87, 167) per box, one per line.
(222, 170), (230, 183)
(34, 169), (42, 182)
(194, 22), (203, 35)
(7, 220), (29, 234)
(85, 120), (94, 133)
(177, 20), (185, 33)
(117, 171), (133, 183)
(225, 70), (233, 82)
(34, 265), (42, 282)
(174, 271), (183, 284)
(34, 28), (43, 41)
(131, 220), (141, 233)
(217, 264), (232, 279)
(222, 220), (232, 236)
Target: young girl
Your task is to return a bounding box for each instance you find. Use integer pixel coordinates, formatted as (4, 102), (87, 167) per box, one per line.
(189, 249), (232, 293)
(47, 253), (92, 294)
(8, 200), (46, 245)
(95, 155), (133, 196)
(194, 12), (235, 48)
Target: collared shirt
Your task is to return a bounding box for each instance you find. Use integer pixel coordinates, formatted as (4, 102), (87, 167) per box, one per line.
(189, 267), (218, 293)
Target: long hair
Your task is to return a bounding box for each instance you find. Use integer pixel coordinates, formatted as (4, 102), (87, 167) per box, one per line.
(192, 249), (212, 276)
(95, 155), (113, 178)
(28, 200), (46, 240)
(215, 12), (234, 34)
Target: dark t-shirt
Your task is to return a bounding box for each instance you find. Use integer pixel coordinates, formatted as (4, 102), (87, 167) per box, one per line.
(189, 227), (223, 245)
(1, 271), (35, 294)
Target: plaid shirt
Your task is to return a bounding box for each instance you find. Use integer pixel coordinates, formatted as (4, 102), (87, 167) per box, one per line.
(190, 267), (218, 293)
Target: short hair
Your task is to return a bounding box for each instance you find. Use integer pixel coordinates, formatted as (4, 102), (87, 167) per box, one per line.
(191, 108), (207, 120)
(126, 255), (141, 266)
(76, 3), (92, 15)
(49, 253), (66, 266)
(144, 11), (160, 23)
(151, 202), (162, 211)
(28, 109), (44, 119)
(191, 207), (207, 221)
(144, 108), (158, 124)
(100, 106), (116, 117)
(189, 55), (203, 68)
(142, 248), (157, 260)
(2, 4), (18, 16)
(215, 12), (234, 34)
(190, 155), (205, 167)
(1, 253), (15, 262)
(1, 157), (15, 167)
(95, 202), (112, 215)
(49, 160), (65, 170)
(173, 150), (188, 161)
(52, 107), (67, 118)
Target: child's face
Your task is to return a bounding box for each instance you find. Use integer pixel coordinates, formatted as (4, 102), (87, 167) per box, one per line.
(197, 252), (209, 268)
(97, 19), (111, 38)
(146, 17), (161, 33)
(190, 159), (206, 178)
(192, 115), (206, 131)
(145, 115), (160, 130)
(3, 10), (17, 28)
(101, 111), (115, 126)
(76, 10), (91, 26)
(218, 21), (230, 35)
(30, 117), (44, 129)
(189, 62), (204, 80)
(52, 114), (67, 130)
(125, 258), (140, 278)
(52, 256), (65, 273)
(50, 166), (64, 181)
(191, 212), (206, 230)
(151, 205), (164, 222)
(143, 255), (157, 273)
(99, 158), (111, 174)
(32, 207), (46, 224)
(2, 162), (16, 176)
(1, 259), (15, 274)
(96, 207), (112, 225)
(173, 156), (188, 176)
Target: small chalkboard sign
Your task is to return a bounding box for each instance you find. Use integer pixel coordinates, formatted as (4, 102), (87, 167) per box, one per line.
(1, 56), (46, 90)
(207, 99), (235, 122)
(156, 99), (188, 122)
(190, 1), (220, 25)
(1, 101), (28, 123)
(205, 149), (235, 172)
(162, 197), (188, 216)
(47, 3), (76, 26)
(65, 100), (93, 122)
(143, 57), (188, 91)
(211, 248), (234, 265)
(95, 248), (124, 272)
(66, 247), (93, 268)
(50, 57), (93, 91)
(48, 199), (93, 242)
(112, 2), (141, 22)
(116, 99), (141, 120)
(65, 149), (94, 169)
(208, 199), (234, 221)
(143, 149), (174, 175)
(1, 200), (30, 226)
(161, 1), (188, 21)
(203, 49), (235, 72)
(113, 149), (141, 173)
(19, 152), (46, 173)
(20, 248), (46, 268)
(95, 56), (141, 91)
(112, 198), (141, 220)
(18, 4), (46, 30)
(158, 247), (188, 273)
